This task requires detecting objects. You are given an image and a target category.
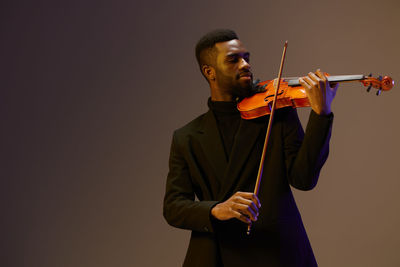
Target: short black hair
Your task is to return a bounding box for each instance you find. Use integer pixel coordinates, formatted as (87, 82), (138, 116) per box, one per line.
(195, 29), (238, 70)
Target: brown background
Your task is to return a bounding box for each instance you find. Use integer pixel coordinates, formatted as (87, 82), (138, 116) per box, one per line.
(1, 0), (400, 266)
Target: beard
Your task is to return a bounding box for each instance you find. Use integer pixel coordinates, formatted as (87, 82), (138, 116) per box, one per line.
(216, 69), (254, 100)
(231, 80), (253, 99)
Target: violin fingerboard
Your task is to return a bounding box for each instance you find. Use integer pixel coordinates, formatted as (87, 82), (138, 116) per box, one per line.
(286, 74), (365, 86)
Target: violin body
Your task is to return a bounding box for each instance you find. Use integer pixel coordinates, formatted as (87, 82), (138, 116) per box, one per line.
(238, 79), (309, 119)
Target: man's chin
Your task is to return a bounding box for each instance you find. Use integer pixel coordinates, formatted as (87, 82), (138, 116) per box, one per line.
(232, 84), (253, 100)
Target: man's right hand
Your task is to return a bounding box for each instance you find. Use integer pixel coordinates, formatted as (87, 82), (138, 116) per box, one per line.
(211, 191), (261, 224)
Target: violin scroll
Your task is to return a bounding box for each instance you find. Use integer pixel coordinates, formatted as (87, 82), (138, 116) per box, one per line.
(362, 75), (394, 95)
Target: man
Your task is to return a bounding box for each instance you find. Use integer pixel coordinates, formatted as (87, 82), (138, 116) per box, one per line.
(163, 29), (338, 267)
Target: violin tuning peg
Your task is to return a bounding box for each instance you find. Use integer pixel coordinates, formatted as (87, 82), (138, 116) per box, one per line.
(367, 85), (372, 92)
(376, 89), (382, 96)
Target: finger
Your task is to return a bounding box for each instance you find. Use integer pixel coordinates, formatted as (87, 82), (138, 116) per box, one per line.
(232, 210), (251, 224)
(252, 194), (261, 209)
(315, 69), (327, 82)
(301, 76), (317, 89)
(233, 202), (257, 221)
(314, 70), (330, 91)
(236, 192), (261, 208)
(233, 203), (258, 221)
(298, 77), (311, 89)
(299, 77), (316, 104)
(235, 197), (259, 215)
(308, 72), (322, 85)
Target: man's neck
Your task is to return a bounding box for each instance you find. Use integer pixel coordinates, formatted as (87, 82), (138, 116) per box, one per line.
(210, 86), (234, 101)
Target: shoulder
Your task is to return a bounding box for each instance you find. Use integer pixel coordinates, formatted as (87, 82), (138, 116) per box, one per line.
(173, 110), (210, 138)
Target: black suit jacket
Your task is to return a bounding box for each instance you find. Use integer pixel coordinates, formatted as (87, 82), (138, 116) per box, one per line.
(163, 107), (333, 267)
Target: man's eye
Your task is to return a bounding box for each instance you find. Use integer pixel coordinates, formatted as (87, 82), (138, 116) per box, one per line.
(228, 57), (238, 63)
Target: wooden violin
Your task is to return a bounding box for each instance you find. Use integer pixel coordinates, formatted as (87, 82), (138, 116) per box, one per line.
(245, 41), (394, 235)
(238, 74), (394, 119)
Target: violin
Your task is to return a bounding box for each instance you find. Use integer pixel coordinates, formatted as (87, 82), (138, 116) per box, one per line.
(245, 41), (394, 235)
(238, 74), (394, 120)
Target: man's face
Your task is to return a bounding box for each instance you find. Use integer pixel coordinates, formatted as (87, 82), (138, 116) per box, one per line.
(213, 39), (253, 99)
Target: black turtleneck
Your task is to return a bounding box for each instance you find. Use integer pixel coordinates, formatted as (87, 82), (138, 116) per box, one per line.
(208, 98), (241, 160)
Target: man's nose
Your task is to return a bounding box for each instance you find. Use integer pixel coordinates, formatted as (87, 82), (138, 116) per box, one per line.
(239, 58), (251, 70)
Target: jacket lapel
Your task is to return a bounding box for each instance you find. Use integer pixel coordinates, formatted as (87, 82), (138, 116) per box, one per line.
(195, 109), (267, 200)
(219, 118), (265, 200)
(196, 110), (228, 186)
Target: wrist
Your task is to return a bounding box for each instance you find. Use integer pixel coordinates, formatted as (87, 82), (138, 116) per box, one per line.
(313, 106), (331, 116)
(211, 204), (219, 218)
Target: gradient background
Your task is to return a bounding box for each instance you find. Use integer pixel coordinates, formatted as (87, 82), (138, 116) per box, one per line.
(1, 0), (400, 266)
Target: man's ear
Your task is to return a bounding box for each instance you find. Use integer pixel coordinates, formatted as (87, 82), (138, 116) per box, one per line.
(202, 65), (216, 82)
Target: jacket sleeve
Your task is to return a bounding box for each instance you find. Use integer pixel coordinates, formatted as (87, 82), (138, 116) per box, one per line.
(163, 131), (218, 233)
(283, 108), (333, 191)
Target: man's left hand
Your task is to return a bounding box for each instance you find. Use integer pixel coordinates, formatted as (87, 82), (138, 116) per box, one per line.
(299, 69), (338, 115)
